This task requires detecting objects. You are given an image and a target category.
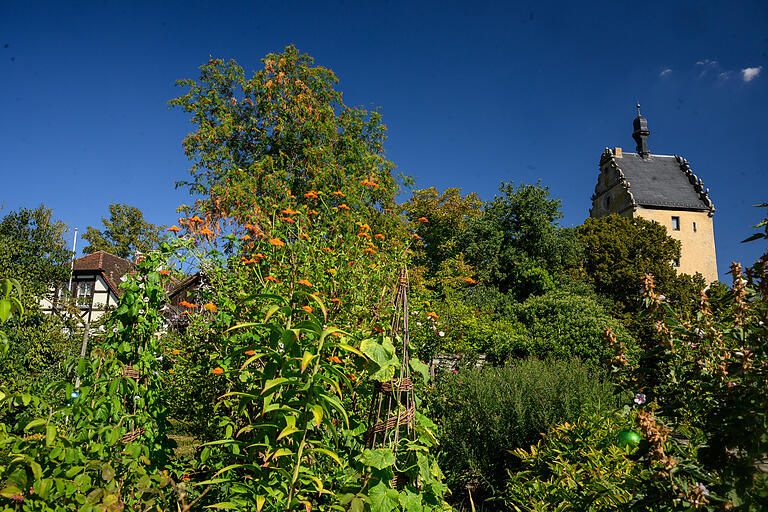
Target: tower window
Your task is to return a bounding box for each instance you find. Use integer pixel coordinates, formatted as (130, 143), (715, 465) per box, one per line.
(671, 216), (680, 231)
(693, 221), (697, 232)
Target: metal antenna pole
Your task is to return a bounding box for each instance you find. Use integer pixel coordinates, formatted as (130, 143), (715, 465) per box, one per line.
(67, 228), (78, 293)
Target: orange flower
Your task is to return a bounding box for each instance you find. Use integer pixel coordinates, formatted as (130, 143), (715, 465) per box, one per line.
(364, 248), (376, 254)
(304, 191), (318, 200)
(374, 233), (385, 240)
(244, 350), (255, 356)
(357, 223), (370, 231)
(411, 233), (421, 240)
(181, 474), (190, 481)
(426, 311), (438, 319)
(330, 298), (343, 304)
(327, 269), (337, 275)
(300, 233), (309, 240)
(281, 208), (300, 215)
(172, 349), (181, 355)
(308, 210), (319, 215)
(159, 269), (170, 275)
(357, 232), (371, 239)
(360, 178), (379, 188)
(321, 247), (332, 252)
(241, 234), (251, 240)
(167, 225), (181, 232)
(301, 305), (313, 313)
(297, 279), (313, 287)
(383, 208), (393, 212)
(189, 215), (204, 224)
(332, 190), (345, 197)
(268, 238), (285, 247)
(463, 277), (477, 284)
(368, 264), (379, 269)
(202, 303), (217, 311)
(212, 367), (224, 375)
(337, 204), (350, 210)
(280, 217), (296, 224)
(179, 301), (197, 308)
(417, 217), (428, 223)
(254, 253), (267, 259)
(265, 276), (279, 283)
(169, 369), (174, 374)
(199, 227), (214, 236)
(349, 261), (355, 266)
(328, 356), (343, 364)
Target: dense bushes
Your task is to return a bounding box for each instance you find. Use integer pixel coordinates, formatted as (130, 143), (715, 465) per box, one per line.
(508, 291), (639, 366)
(427, 358), (620, 503)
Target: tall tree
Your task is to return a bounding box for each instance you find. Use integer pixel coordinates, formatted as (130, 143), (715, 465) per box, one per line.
(578, 214), (706, 315)
(402, 187), (483, 276)
(82, 203), (166, 259)
(169, 45), (402, 230)
(0, 205), (71, 301)
(459, 182), (583, 299)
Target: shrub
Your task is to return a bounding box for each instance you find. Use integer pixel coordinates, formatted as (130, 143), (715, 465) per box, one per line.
(427, 358), (620, 504)
(508, 291), (639, 366)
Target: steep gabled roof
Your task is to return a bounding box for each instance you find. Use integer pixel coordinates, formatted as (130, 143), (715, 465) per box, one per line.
(599, 149), (715, 214)
(72, 251), (134, 295)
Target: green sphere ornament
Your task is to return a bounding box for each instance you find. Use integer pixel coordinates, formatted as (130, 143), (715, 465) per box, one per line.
(616, 430), (642, 448)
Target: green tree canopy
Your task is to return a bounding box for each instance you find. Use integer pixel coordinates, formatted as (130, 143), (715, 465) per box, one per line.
(82, 203), (166, 259)
(0, 205), (71, 301)
(578, 214), (705, 315)
(459, 182), (583, 299)
(169, 45), (403, 230)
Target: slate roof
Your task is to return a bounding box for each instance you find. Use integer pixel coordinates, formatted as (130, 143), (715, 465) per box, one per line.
(615, 152), (709, 210)
(73, 251), (134, 295)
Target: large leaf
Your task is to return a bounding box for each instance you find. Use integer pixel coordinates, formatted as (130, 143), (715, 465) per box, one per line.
(361, 337), (399, 382)
(358, 448), (396, 470)
(409, 358), (430, 384)
(261, 377), (291, 395)
(368, 481), (400, 512)
(398, 488), (423, 512)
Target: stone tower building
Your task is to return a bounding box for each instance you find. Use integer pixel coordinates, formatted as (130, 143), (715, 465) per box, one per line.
(590, 108), (718, 283)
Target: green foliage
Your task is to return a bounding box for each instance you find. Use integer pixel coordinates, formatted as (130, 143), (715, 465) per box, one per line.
(508, 291), (639, 366)
(578, 214), (705, 316)
(82, 202), (166, 259)
(427, 359), (619, 502)
(459, 182), (582, 299)
(0, 205), (71, 302)
(170, 45), (402, 225)
(0, 246), (180, 510)
(502, 407), (715, 512)
(402, 187), (483, 287)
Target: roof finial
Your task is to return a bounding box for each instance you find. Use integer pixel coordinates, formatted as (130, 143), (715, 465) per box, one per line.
(632, 105), (650, 158)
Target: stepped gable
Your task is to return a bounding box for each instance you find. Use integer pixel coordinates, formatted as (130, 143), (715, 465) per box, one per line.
(73, 251), (134, 295)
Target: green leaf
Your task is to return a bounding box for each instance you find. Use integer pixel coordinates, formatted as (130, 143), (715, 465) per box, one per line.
(45, 424), (57, 447)
(204, 503), (241, 509)
(301, 351), (316, 373)
(240, 352), (266, 371)
(409, 358), (430, 383)
(263, 304), (281, 323)
(310, 404), (323, 427)
(335, 342), (363, 357)
(358, 448), (396, 470)
(361, 337), (399, 382)
(24, 418), (46, 430)
(0, 486), (23, 499)
(261, 377), (290, 395)
(0, 299), (10, 322)
(368, 481), (400, 512)
(350, 496), (366, 512)
(311, 447), (343, 468)
(398, 489), (423, 512)
(256, 495), (266, 512)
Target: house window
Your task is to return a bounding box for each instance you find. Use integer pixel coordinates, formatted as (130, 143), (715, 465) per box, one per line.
(671, 216), (680, 231)
(673, 258), (680, 267)
(693, 221), (697, 232)
(76, 281), (93, 308)
(57, 283), (71, 300)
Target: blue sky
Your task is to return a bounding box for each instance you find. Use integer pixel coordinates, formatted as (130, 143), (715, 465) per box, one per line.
(2, 0), (766, 280)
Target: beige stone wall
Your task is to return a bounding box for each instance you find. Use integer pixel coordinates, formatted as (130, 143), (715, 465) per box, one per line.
(633, 207), (718, 283)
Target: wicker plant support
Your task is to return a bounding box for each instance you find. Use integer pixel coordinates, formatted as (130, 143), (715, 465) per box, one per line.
(365, 268), (417, 454)
(120, 363), (146, 444)
(120, 427), (145, 443)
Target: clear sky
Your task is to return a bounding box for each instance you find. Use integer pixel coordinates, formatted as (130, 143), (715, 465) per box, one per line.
(2, 0), (766, 280)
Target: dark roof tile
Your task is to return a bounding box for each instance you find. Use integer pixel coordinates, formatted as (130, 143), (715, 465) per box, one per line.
(615, 153), (710, 210)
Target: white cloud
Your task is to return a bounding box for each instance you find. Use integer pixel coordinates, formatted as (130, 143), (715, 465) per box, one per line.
(741, 66), (762, 82)
(659, 68), (672, 77)
(718, 71), (732, 80)
(696, 59), (718, 67)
